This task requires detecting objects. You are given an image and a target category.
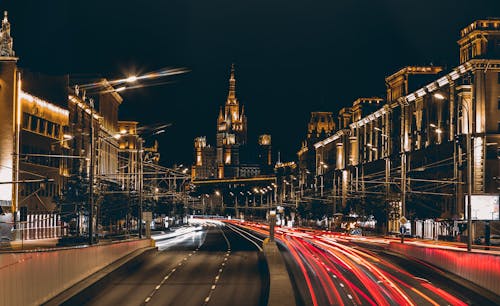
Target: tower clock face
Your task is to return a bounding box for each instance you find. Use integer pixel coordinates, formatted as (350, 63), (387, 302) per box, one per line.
(259, 135), (271, 145)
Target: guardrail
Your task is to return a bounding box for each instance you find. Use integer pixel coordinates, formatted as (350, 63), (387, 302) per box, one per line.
(0, 239), (150, 306)
(389, 242), (500, 296)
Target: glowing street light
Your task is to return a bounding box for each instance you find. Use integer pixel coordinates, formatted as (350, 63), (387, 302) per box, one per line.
(125, 75), (138, 83)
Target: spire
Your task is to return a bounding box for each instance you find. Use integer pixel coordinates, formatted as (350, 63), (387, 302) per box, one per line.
(227, 63), (236, 104)
(218, 106), (224, 121)
(0, 11), (14, 57)
(240, 104), (245, 118)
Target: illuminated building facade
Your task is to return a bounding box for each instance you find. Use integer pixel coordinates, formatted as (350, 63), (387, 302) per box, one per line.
(117, 121), (141, 191)
(0, 12), (72, 216)
(216, 64), (247, 178)
(0, 11), (18, 213)
(313, 19), (500, 233)
(297, 111), (336, 192)
(192, 136), (216, 179)
(19, 83), (70, 212)
(192, 65), (272, 180)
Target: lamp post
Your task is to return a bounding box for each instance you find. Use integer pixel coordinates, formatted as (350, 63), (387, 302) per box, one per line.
(88, 98), (95, 245)
(138, 138), (143, 239)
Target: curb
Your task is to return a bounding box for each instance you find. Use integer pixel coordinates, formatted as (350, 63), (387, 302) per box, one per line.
(262, 238), (296, 306)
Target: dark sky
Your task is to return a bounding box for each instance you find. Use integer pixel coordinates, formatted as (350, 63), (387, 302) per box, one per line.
(3, 0), (500, 166)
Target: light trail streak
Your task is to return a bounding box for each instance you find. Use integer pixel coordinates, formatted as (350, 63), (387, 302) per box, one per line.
(228, 220), (473, 306)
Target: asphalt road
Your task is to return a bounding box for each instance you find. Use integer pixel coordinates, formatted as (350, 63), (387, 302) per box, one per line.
(229, 222), (500, 306)
(72, 223), (268, 306)
(277, 231), (500, 306)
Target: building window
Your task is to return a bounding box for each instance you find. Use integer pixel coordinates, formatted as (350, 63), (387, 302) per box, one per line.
(54, 123), (60, 138)
(498, 72), (500, 84)
(498, 97), (500, 109)
(40, 119), (47, 135)
(30, 116), (39, 132)
(498, 122), (500, 133)
(47, 122), (54, 137)
(22, 113), (30, 129)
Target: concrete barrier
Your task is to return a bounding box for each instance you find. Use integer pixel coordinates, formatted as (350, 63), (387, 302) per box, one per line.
(263, 239), (296, 306)
(389, 242), (500, 297)
(0, 239), (151, 306)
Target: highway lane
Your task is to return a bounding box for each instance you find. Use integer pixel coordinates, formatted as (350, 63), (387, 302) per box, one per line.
(231, 221), (500, 306)
(75, 222), (268, 306)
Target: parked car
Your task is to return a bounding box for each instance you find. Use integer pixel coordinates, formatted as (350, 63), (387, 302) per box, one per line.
(474, 235), (500, 245)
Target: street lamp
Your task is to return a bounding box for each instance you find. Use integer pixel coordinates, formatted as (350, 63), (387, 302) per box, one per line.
(215, 190), (223, 213)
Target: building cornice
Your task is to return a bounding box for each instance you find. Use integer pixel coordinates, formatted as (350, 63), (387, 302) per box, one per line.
(314, 129), (349, 149)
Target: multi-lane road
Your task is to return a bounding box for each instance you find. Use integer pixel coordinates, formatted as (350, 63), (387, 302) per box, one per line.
(67, 220), (499, 306)
(70, 222), (268, 306)
(233, 221), (499, 306)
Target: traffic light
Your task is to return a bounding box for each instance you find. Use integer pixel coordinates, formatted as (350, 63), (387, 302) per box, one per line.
(20, 206), (28, 222)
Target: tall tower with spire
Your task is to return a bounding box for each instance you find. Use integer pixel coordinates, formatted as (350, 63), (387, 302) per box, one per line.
(0, 11), (15, 57)
(217, 64), (247, 144)
(215, 64), (248, 178)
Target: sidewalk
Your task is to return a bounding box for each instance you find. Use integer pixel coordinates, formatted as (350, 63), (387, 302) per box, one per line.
(0, 237), (59, 252)
(381, 235), (500, 255)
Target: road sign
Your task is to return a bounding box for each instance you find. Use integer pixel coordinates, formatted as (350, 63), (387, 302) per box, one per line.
(399, 216), (407, 224)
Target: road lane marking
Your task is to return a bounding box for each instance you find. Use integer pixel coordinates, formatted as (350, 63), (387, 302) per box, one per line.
(142, 250), (198, 305)
(225, 223), (263, 251)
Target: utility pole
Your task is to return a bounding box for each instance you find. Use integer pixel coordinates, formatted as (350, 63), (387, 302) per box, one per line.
(466, 121), (472, 251)
(138, 138), (143, 239)
(89, 98), (95, 245)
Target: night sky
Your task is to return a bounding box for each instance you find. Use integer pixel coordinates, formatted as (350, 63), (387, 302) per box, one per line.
(3, 0), (500, 166)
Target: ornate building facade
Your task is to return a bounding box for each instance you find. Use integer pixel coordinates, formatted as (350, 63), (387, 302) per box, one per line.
(297, 111), (336, 192)
(192, 65), (272, 180)
(312, 19), (500, 234)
